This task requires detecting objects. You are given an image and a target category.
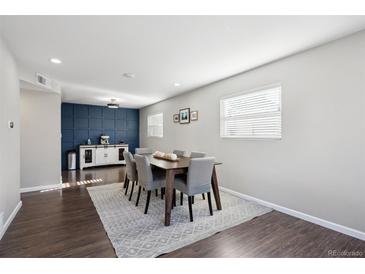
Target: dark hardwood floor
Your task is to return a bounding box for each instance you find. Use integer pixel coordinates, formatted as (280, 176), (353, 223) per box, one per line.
(0, 166), (364, 258)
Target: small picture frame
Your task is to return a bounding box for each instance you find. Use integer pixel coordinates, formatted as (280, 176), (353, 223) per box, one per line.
(173, 114), (179, 123)
(190, 111), (198, 121)
(179, 108), (190, 124)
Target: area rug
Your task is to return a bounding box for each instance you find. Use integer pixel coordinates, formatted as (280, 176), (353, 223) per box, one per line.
(87, 183), (272, 258)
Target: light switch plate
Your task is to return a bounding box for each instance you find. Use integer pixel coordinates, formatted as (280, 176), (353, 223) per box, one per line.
(8, 121), (14, 129)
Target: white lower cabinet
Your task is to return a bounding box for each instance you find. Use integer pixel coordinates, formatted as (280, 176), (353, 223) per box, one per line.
(80, 144), (128, 170)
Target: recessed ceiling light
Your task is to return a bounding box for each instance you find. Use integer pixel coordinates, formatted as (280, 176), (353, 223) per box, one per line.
(123, 73), (136, 78)
(174, 82), (181, 87)
(50, 58), (62, 64)
(107, 99), (119, 109)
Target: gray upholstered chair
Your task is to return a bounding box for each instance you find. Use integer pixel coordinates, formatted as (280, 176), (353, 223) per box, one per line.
(186, 151), (208, 201)
(134, 154), (166, 214)
(173, 150), (185, 157)
(135, 147), (153, 155)
(174, 157), (215, 221)
(190, 151), (207, 158)
(123, 151), (138, 201)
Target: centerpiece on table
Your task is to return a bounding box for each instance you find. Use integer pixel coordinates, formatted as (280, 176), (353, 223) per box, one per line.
(152, 151), (179, 162)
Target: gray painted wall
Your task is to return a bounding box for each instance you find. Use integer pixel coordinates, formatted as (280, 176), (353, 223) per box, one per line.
(140, 30), (365, 232)
(0, 35), (20, 226)
(20, 89), (61, 189)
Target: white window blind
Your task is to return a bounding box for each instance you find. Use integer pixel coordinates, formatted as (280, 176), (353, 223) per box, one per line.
(147, 113), (163, 137)
(220, 85), (282, 139)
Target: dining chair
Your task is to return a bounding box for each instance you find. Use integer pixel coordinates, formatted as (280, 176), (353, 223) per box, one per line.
(186, 151), (207, 201)
(173, 150), (185, 157)
(135, 147), (153, 155)
(123, 151), (138, 201)
(134, 154), (166, 214)
(174, 157), (215, 222)
(190, 151), (206, 158)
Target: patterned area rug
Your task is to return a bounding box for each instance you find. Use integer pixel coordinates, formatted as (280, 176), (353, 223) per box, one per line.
(87, 183), (271, 258)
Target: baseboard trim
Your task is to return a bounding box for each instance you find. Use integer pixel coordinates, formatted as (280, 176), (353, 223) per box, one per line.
(0, 201), (22, 240)
(219, 186), (365, 241)
(20, 183), (62, 193)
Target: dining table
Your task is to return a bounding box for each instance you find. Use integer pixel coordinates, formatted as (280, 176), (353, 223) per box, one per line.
(146, 155), (223, 226)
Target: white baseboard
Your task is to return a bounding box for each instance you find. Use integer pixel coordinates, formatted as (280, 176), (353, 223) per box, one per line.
(219, 186), (365, 241)
(0, 201), (22, 240)
(20, 183), (62, 193)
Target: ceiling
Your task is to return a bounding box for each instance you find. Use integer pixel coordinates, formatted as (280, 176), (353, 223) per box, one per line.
(1, 16), (365, 108)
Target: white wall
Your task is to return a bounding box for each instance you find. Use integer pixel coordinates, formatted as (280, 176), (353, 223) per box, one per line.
(0, 35), (20, 236)
(140, 30), (365, 233)
(20, 89), (61, 191)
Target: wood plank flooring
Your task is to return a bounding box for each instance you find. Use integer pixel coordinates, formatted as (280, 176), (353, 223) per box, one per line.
(0, 166), (364, 258)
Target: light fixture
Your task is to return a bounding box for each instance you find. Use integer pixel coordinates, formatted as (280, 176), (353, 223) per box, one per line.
(107, 99), (119, 109)
(123, 73), (136, 78)
(174, 82), (181, 87)
(50, 58), (62, 64)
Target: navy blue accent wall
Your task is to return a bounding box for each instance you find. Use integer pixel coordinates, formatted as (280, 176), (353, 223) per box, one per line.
(61, 103), (139, 170)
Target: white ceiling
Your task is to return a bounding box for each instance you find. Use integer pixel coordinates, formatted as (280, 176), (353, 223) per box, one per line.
(1, 16), (365, 108)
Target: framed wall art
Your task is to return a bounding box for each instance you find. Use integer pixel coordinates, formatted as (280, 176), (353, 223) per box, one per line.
(179, 108), (190, 124)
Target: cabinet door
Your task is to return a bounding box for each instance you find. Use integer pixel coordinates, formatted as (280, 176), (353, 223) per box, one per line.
(106, 147), (118, 164)
(81, 148), (95, 168)
(117, 146), (129, 163)
(85, 149), (93, 164)
(95, 147), (107, 165)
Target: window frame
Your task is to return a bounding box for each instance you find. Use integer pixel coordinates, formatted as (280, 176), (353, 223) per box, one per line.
(147, 112), (164, 138)
(220, 83), (282, 140)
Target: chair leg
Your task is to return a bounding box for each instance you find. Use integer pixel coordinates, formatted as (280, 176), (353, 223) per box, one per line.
(173, 189), (176, 207)
(188, 196), (193, 222)
(202, 193), (205, 200)
(124, 178), (130, 195)
(123, 175), (128, 188)
(161, 187), (165, 200)
(192, 195), (194, 204)
(155, 189), (158, 197)
(135, 186), (142, 206)
(144, 190), (151, 214)
(180, 192), (183, 205)
(128, 181), (135, 201)
(207, 192), (213, 216)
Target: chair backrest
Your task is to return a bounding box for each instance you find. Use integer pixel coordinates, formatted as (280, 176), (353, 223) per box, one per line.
(134, 154), (153, 187)
(123, 151), (137, 181)
(135, 147), (153, 155)
(187, 157), (215, 194)
(173, 150), (185, 157)
(190, 151), (206, 158)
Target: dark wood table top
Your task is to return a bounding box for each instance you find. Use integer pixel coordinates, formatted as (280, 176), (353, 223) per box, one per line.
(146, 155), (222, 170)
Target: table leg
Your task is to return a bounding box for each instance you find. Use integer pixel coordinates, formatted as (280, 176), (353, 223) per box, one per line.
(211, 166), (222, 210)
(164, 170), (175, 226)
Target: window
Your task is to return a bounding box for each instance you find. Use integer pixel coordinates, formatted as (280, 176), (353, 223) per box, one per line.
(147, 113), (163, 137)
(220, 84), (282, 139)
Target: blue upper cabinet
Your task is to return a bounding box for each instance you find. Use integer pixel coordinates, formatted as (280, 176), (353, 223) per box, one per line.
(61, 103), (139, 170)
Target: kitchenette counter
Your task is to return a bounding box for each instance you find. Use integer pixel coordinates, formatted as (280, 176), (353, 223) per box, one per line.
(79, 144), (129, 170)
(79, 143), (128, 148)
